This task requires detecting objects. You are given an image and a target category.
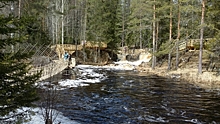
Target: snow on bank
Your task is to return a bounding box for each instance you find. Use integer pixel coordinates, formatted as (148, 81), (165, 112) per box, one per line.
(0, 107), (79, 124)
(23, 107), (79, 124)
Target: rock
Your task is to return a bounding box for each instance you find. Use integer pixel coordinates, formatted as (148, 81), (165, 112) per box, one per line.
(139, 53), (152, 62)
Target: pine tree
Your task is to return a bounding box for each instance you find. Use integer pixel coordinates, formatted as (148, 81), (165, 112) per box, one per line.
(198, 0), (206, 74)
(206, 0), (220, 57)
(0, 1), (41, 119)
(87, 0), (118, 49)
(128, 0), (153, 49)
(116, 0), (131, 48)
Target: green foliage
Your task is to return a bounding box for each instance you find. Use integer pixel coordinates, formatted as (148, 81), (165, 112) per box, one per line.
(127, 0), (153, 48)
(156, 40), (175, 57)
(22, 16), (51, 46)
(87, 0), (118, 50)
(115, 0), (131, 47)
(206, 0), (220, 57)
(0, 7), (41, 118)
(19, 0), (51, 46)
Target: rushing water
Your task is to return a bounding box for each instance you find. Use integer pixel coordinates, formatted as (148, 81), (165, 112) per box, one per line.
(55, 68), (220, 124)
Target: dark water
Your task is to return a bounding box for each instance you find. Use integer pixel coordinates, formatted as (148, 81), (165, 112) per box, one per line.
(56, 69), (220, 124)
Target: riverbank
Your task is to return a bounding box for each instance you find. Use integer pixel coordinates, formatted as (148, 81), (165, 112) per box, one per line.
(136, 65), (220, 90)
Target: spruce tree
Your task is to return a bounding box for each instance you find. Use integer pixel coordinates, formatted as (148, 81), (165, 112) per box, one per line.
(207, 0), (220, 56)
(0, 1), (41, 119)
(116, 0), (131, 48)
(87, 0), (118, 54)
(198, 0), (206, 74)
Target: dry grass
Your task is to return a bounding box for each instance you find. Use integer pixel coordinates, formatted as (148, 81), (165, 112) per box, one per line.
(169, 68), (220, 89)
(137, 65), (220, 90)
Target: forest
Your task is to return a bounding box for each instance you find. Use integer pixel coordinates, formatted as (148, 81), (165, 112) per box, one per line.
(1, 0), (220, 70)
(0, 0), (220, 123)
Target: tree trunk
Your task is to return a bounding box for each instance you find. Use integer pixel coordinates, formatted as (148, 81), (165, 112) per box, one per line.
(10, 2), (14, 53)
(83, 0), (87, 62)
(168, 0), (173, 70)
(122, 0), (125, 48)
(83, 0), (87, 44)
(55, 0), (60, 44)
(61, 0), (64, 45)
(139, 20), (142, 49)
(74, 0), (78, 58)
(18, 0), (21, 18)
(176, 2), (181, 70)
(198, 0), (206, 74)
(45, 119), (52, 124)
(155, 21), (159, 65)
(152, 0), (156, 69)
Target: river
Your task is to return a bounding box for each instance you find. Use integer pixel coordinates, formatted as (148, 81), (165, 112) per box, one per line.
(49, 66), (220, 124)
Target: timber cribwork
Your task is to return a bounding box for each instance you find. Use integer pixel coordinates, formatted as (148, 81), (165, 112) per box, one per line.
(30, 58), (75, 81)
(29, 60), (69, 81)
(83, 41), (107, 49)
(51, 41), (107, 59)
(28, 41), (108, 81)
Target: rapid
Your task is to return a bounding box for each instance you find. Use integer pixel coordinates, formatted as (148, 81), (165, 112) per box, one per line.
(49, 65), (220, 124)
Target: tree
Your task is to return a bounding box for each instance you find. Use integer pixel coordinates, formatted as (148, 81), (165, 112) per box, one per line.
(0, 1), (41, 121)
(87, 0), (118, 53)
(17, 0), (51, 46)
(175, 0), (181, 69)
(116, 0), (131, 48)
(128, 0), (153, 49)
(168, 0), (173, 70)
(38, 84), (60, 124)
(152, 0), (156, 69)
(198, 0), (206, 74)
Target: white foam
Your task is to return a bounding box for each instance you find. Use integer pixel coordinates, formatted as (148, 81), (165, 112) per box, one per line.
(56, 66), (107, 89)
(59, 79), (90, 87)
(56, 60), (145, 89)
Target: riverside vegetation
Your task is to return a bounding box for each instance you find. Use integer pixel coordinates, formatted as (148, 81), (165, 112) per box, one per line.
(137, 50), (220, 90)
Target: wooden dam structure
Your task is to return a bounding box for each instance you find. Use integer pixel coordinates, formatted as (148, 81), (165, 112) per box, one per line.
(13, 38), (214, 81)
(28, 41), (107, 81)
